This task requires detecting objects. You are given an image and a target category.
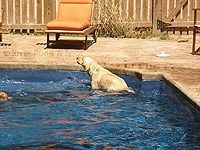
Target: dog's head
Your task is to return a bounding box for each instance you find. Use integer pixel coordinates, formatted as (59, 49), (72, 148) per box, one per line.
(77, 57), (95, 71)
(0, 91), (12, 101)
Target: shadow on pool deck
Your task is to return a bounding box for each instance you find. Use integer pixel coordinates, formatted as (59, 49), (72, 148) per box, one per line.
(0, 34), (200, 107)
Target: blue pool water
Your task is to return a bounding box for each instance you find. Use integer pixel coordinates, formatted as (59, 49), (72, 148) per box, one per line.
(0, 70), (200, 149)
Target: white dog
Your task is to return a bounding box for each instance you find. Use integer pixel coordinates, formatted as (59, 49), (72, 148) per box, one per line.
(77, 57), (135, 93)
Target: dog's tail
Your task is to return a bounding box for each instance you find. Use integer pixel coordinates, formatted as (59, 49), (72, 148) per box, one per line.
(126, 87), (135, 93)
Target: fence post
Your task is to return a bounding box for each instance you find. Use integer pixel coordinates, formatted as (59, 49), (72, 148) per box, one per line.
(152, 0), (162, 33)
(0, 22), (2, 42)
(0, 0), (2, 42)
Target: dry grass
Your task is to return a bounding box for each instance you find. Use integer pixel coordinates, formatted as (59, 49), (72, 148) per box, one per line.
(96, 2), (169, 40)
(97, 2), (135, 38)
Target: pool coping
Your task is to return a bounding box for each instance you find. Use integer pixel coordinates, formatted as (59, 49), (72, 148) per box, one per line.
(107, 67), (200, 112)
(0, 63), (199, 111)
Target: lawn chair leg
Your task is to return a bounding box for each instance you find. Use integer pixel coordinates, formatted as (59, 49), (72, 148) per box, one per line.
(47, 33), (50, 48)
(84, 35), (88, 50)
(93, 29), (97, 43)
(56, 33), (60, 41)
(192, 27), (197, 55)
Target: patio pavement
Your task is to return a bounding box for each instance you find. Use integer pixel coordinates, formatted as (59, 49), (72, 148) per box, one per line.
(0, 34), (200, 108)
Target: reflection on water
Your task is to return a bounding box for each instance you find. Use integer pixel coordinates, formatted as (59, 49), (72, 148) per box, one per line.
(0, 70), (199, 149)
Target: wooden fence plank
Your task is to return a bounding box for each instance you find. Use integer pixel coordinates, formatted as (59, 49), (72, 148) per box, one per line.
(5, 0), (8, 24)
(197, 0), (200, 20)
(41, 0), (44, 24)
(125, 0), (129, 19)
(20, 0), (22, 24)
(15, 0), (20, 24)
(176, 0), (182, 21)
(148, 0), (152, 21)
(121, 0), (127, 19)
(162, 0), (167, 20)
(0, 0), (2, 23)
(143, 0), (148, 21)
(136, 0), (141, 21)
(169, 0), (174, 17)
(165, 0), (188, 22)
(12, 0), (15, 24)
(44, 0), (50, 23)
(153, 0), (162, 32)
(52, 0), (56, 20)
(188, 0), (193, 21)
(29, 0), (35, 24)
(128, 0), (133, 18)
(182, 0), (188, 21)
(22, 0), (27, 24)
(0, 22), (2, 41)
(0, 0), (199, 33)
(133, 0), (136, 21)
(34, 0), (37, 24)
(8, 0), (13, 24)
(37, 0), (42, 24)
(27, 0), (30, 24)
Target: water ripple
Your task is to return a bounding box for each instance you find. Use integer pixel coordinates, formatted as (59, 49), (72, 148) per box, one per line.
(0, 70), (199, 149)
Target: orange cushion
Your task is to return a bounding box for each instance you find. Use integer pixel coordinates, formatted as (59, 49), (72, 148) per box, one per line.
(59, 0), (92, 4)
(47, 0), (92, 31)
(57, 4), (92, 23)
(47, 20), (90, 30)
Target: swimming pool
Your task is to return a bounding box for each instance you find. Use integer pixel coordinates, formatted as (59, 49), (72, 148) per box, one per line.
(0, 70), (199, 149)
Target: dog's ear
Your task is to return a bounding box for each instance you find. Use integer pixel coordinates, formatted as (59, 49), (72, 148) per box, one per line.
(88, 65), (96, 75)
(90, 65), (96, 73)
(88, 63), (101, 75)
(84, 65), (90, 72)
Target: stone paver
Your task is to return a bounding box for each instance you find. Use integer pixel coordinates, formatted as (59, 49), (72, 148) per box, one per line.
(0, 34), (200, 108)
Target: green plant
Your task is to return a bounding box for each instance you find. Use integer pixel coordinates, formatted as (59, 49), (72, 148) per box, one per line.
(134, 28), (169, 40)
(159, 32), (169, 40)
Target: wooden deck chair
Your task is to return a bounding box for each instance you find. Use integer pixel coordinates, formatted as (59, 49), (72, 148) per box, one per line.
(45, 0), (97, 50)
(192, 8), (200, 55)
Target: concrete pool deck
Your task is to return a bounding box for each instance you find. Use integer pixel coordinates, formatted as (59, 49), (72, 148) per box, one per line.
(0, 34), (200, 108)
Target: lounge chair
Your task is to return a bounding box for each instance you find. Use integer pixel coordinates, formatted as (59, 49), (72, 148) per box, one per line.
(192, 8), (200, 55)
(45, 0), (97, 50)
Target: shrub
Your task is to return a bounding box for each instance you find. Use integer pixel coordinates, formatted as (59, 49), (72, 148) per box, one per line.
(96, 2), (169, 40)
(97, 2), (135, 38)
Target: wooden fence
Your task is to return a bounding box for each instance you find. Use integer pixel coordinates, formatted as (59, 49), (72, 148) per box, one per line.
(0, 0), (200, 33)
(0, 0), (59, 30)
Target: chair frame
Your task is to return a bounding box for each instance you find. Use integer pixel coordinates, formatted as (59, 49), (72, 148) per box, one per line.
(192, 8), (200, 55)
(45, 26), (97, 50)
(45, 1), (97, 50)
